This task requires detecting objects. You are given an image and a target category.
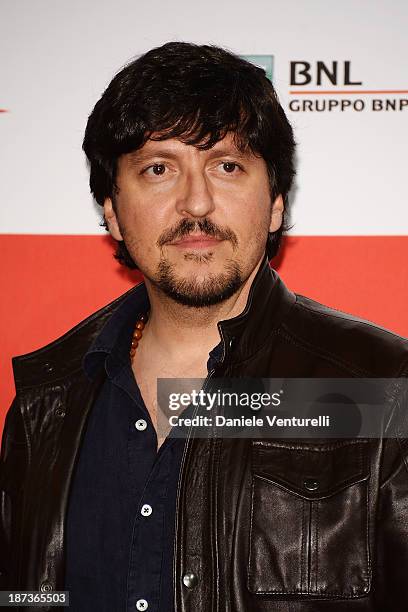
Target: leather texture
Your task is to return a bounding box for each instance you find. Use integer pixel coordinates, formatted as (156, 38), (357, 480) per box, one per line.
(2, 255), (408, 611)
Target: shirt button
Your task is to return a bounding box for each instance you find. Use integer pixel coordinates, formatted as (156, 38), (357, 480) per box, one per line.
(141, 504), (153, 516)
(135, 599), (148, 610)
(135, 419), (147, 431)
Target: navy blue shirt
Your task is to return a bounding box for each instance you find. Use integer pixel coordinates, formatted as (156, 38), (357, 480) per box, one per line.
(64, 285), (222, 612)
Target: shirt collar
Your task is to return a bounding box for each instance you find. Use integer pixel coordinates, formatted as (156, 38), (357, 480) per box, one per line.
(83, 281), (150, 380)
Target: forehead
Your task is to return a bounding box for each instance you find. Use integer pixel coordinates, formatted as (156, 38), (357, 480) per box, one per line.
(127, 131), (257, 161)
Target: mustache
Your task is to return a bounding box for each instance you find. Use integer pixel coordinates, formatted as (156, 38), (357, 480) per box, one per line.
(157, 218), (238, 248)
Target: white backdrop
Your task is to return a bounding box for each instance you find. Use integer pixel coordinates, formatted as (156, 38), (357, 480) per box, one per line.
(1, 0), (407, 236)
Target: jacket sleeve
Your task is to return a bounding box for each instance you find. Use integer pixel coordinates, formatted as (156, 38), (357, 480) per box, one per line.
(0, 397), (29, 590)
(375, 380), (408, 609)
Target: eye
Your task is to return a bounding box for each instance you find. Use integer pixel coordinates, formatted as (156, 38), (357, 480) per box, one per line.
(144, 163), (167, 176)
(221, 161), (240, 174)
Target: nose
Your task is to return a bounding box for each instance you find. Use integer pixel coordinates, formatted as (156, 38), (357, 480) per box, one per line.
(175, 169), (215, 219)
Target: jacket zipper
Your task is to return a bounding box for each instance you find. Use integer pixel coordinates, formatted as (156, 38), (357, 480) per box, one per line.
(173, 324), (229, 610)
(172, 365), (217, 611)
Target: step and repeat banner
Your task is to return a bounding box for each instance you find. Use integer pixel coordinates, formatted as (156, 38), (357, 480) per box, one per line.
(1, 0), (407, 427)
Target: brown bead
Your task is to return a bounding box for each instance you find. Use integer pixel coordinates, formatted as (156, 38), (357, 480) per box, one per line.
(131, 339), (139, 348)
(139, 314), (148, 322)
(133, 329), (142, 340)
(135, 321), (145, 330)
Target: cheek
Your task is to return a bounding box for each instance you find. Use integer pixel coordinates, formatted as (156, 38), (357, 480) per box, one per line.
(118, 182), (174, 223)
(235, 189), (272, 232)
(117, 195), (171, 256)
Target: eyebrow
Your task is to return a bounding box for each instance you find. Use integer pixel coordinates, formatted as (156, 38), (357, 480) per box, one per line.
(127, 149), (180, 164)
(205, 147), (254, 160)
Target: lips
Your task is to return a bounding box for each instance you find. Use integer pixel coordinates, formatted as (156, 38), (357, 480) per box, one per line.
(168, 234), (223, 249)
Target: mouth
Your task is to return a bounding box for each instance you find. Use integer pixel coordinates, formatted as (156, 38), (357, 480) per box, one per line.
(168, 233), (224, 249)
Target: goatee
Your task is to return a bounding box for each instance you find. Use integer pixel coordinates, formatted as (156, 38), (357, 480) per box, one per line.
(155, 257), (243, 307)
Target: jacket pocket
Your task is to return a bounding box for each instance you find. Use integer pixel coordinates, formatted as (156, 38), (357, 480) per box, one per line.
(248, 439), (371, 598)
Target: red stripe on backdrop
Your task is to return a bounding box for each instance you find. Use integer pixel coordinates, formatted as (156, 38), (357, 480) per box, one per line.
(1, 234), (407, 433)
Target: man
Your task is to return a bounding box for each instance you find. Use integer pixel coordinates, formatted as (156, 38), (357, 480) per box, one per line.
(1, 41), (408, 612)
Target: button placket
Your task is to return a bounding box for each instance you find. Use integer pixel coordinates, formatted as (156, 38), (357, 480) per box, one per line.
(126, 447), (172, 611)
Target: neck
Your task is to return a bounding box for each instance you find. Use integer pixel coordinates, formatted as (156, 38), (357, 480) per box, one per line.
(141, 255), (265, 361)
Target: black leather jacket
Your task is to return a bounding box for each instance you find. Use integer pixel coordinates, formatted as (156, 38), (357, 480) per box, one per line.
(2, 256), (408, 611)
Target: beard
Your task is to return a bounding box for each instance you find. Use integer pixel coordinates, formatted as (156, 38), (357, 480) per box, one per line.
(119, 217), (248, 307)
(154, 255), (243, 307)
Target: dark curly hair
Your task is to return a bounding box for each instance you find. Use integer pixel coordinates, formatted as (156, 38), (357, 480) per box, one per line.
(83, 41), (296, 268)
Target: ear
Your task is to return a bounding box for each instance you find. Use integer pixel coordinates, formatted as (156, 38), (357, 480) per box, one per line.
(269, 194), (284, 233)
(104, 198), (123, 241)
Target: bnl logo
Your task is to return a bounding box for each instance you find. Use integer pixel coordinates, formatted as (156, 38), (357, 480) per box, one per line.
(290, 61), (362, 86)
(243, 55), (274, 82)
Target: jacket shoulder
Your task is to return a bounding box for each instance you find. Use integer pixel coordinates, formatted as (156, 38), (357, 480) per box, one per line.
(12, 285), (141, 390)
(282, 294), (408, 377)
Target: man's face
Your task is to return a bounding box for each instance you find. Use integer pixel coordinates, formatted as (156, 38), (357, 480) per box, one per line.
(104, 132), (283, 307)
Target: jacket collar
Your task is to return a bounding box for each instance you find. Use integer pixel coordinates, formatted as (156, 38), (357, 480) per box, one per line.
(216, 254), (296, 366)
(12, 255), (296, 390)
